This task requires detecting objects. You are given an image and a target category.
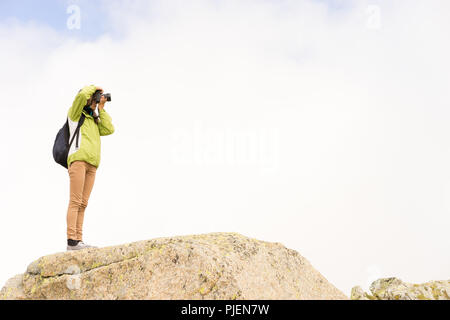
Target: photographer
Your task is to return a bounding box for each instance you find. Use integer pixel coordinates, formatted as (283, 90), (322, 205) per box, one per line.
(66, 85), (115, 250)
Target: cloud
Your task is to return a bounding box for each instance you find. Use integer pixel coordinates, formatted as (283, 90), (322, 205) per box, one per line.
(0, 0), (449, 295)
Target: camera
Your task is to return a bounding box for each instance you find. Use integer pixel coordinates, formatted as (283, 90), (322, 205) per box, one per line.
(93, 90), (112, 103)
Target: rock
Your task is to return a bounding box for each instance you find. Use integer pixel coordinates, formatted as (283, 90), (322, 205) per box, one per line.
(1, 232), (347, 300)
(350, 286), (371, 300)
(1, 274), (26, 300)
(351, 277), (450, 300)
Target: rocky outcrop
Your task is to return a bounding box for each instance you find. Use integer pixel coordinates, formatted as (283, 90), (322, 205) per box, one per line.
(351, 278), (450, 300)
(1, 232), (347, 300)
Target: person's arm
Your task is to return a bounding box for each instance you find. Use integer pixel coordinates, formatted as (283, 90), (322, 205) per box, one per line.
(67, 85), (98, 121)
(98, 107), (115, 136)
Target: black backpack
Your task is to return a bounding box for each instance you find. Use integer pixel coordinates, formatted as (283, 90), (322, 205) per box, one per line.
(52, 113), (86, 169)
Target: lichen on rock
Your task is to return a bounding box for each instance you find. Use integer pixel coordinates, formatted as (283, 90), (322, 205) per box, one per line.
(351, 277), (450, 300)
(1, 232), (347, 300)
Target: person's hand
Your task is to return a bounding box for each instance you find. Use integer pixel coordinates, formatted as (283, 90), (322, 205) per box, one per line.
(98, 94), (107, 110)
(87, 86), (103, 105)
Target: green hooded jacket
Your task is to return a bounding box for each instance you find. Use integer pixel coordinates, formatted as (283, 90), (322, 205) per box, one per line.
(67, 85), (115, 169)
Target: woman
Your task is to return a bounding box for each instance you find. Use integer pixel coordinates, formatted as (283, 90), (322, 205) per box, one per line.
(66, 85), (115, 251)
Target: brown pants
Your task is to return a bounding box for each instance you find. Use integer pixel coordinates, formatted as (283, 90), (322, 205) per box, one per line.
(67, 160), (97, 240)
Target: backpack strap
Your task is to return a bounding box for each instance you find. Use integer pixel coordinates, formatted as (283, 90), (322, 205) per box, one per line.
(68, 113), (86, 149)
(75, 113), (86, 148)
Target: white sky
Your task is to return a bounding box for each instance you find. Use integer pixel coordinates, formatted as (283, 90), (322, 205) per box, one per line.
(0, 0), (449, 296)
